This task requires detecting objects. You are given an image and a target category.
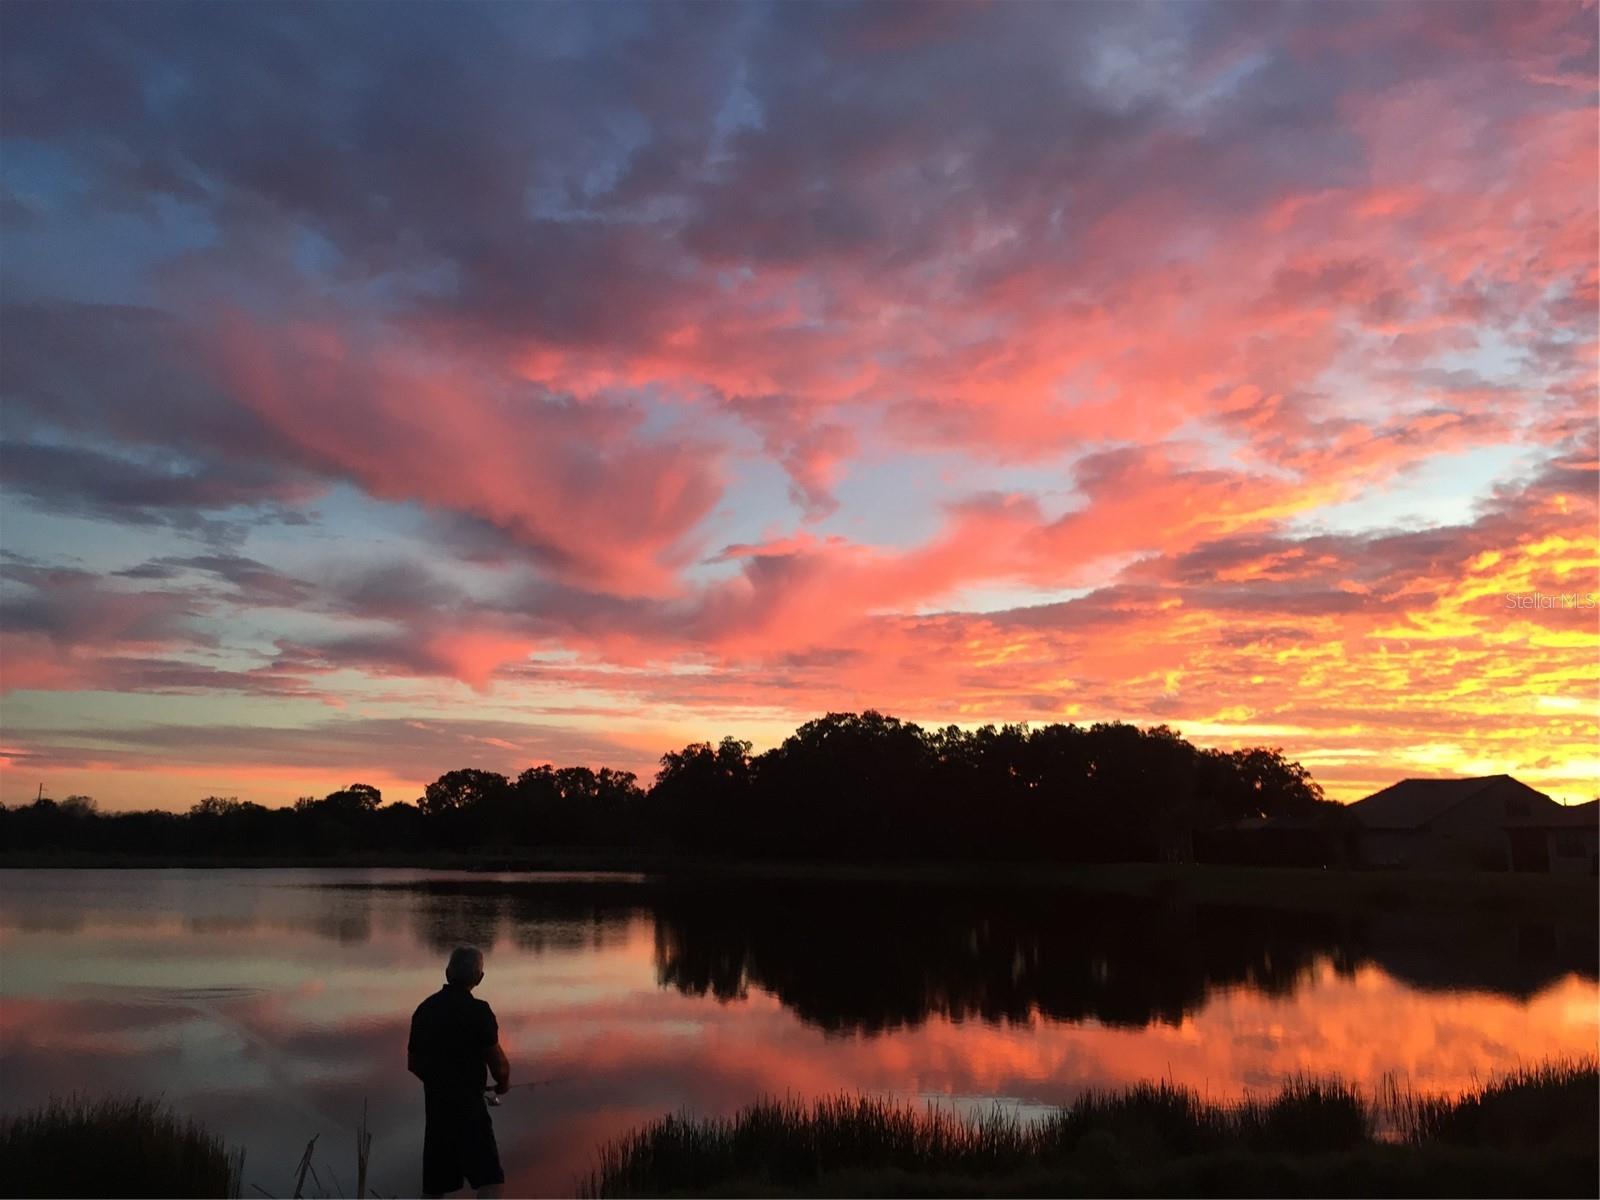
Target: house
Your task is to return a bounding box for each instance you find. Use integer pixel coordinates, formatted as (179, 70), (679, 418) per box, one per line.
(1523, 798), (1598, 876)
(1349, 775), (1597, 872)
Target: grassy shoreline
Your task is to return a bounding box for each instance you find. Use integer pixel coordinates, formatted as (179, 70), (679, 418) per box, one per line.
(580, 1061), (1600, 1198)
(0, 1096), (245, 1199)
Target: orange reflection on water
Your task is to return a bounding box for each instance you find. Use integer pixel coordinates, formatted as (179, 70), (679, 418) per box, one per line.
(2, 871), (1595, 1197)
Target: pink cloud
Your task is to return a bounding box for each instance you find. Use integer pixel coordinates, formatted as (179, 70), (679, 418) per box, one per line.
(3, 1), (1595, 806)
(216, 318), (725, 596)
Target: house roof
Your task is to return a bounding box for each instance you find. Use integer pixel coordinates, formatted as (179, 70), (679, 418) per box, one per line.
(1348, 775), (1548, 830)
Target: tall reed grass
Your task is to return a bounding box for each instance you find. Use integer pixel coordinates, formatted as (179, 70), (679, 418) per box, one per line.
(580, 1057), (1597, 1197)
(0, 1095), (245, 1199)
(1380, 1058), (1598, 1148)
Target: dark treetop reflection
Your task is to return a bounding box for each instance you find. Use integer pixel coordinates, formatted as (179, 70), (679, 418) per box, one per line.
(345, 876), (1598, 1034)
(3, 870), (1595, 1197)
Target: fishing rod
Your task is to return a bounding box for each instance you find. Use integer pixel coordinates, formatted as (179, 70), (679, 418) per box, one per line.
(484, 1076), (569, 1105)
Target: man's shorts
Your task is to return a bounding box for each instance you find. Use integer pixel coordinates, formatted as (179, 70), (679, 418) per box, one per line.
(423, 1088), (506, 1194)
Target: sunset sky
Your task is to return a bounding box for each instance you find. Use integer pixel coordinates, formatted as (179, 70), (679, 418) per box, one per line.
(2, 1), (1596, 810)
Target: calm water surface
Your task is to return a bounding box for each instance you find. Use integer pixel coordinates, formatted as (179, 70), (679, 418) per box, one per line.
(2, 869), (1595, 1195)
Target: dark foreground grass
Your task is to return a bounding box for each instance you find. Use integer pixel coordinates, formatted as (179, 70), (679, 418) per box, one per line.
(580, 1059), (1598, 1198)
(0, 1095), (245, 1199)
(1384, 1059), (1599, 1149)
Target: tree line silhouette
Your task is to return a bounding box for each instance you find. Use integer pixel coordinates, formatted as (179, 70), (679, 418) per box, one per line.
(1, 711), (1334, 862)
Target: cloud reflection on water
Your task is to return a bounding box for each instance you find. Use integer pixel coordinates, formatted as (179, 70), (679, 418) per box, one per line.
(1, 870), (1594, 1196)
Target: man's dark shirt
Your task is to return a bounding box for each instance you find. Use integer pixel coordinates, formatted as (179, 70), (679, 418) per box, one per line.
(408, 984), (498, 1093)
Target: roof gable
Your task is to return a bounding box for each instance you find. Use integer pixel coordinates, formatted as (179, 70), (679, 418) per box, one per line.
(1348, 775), (1552, 829)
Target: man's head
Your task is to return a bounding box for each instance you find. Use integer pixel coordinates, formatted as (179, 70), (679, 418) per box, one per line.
(445, 945), (485, 990)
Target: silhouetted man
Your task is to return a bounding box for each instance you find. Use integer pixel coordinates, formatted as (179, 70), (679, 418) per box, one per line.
(408, 946), (511, 1198)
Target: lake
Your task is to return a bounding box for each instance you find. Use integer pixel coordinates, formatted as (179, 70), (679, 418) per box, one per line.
(2, 869), (1594, 1196)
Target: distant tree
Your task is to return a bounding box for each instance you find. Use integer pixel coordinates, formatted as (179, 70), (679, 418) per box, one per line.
(321, 782), (383, 815)
(508, 764), (646, 846)
(419, 769), (512, 847)
(1200, 747), (1325, 823)
(949, 722), (1035, 857)
(421, 770), (510, 817)
(652, 737), (754, 852)
(756, 712), (935, 858)
(191, 796), (244, 817)
(590, 767), (644, 843)
(1235, 747), (1324, 816)
(373, 799), (424, 850)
